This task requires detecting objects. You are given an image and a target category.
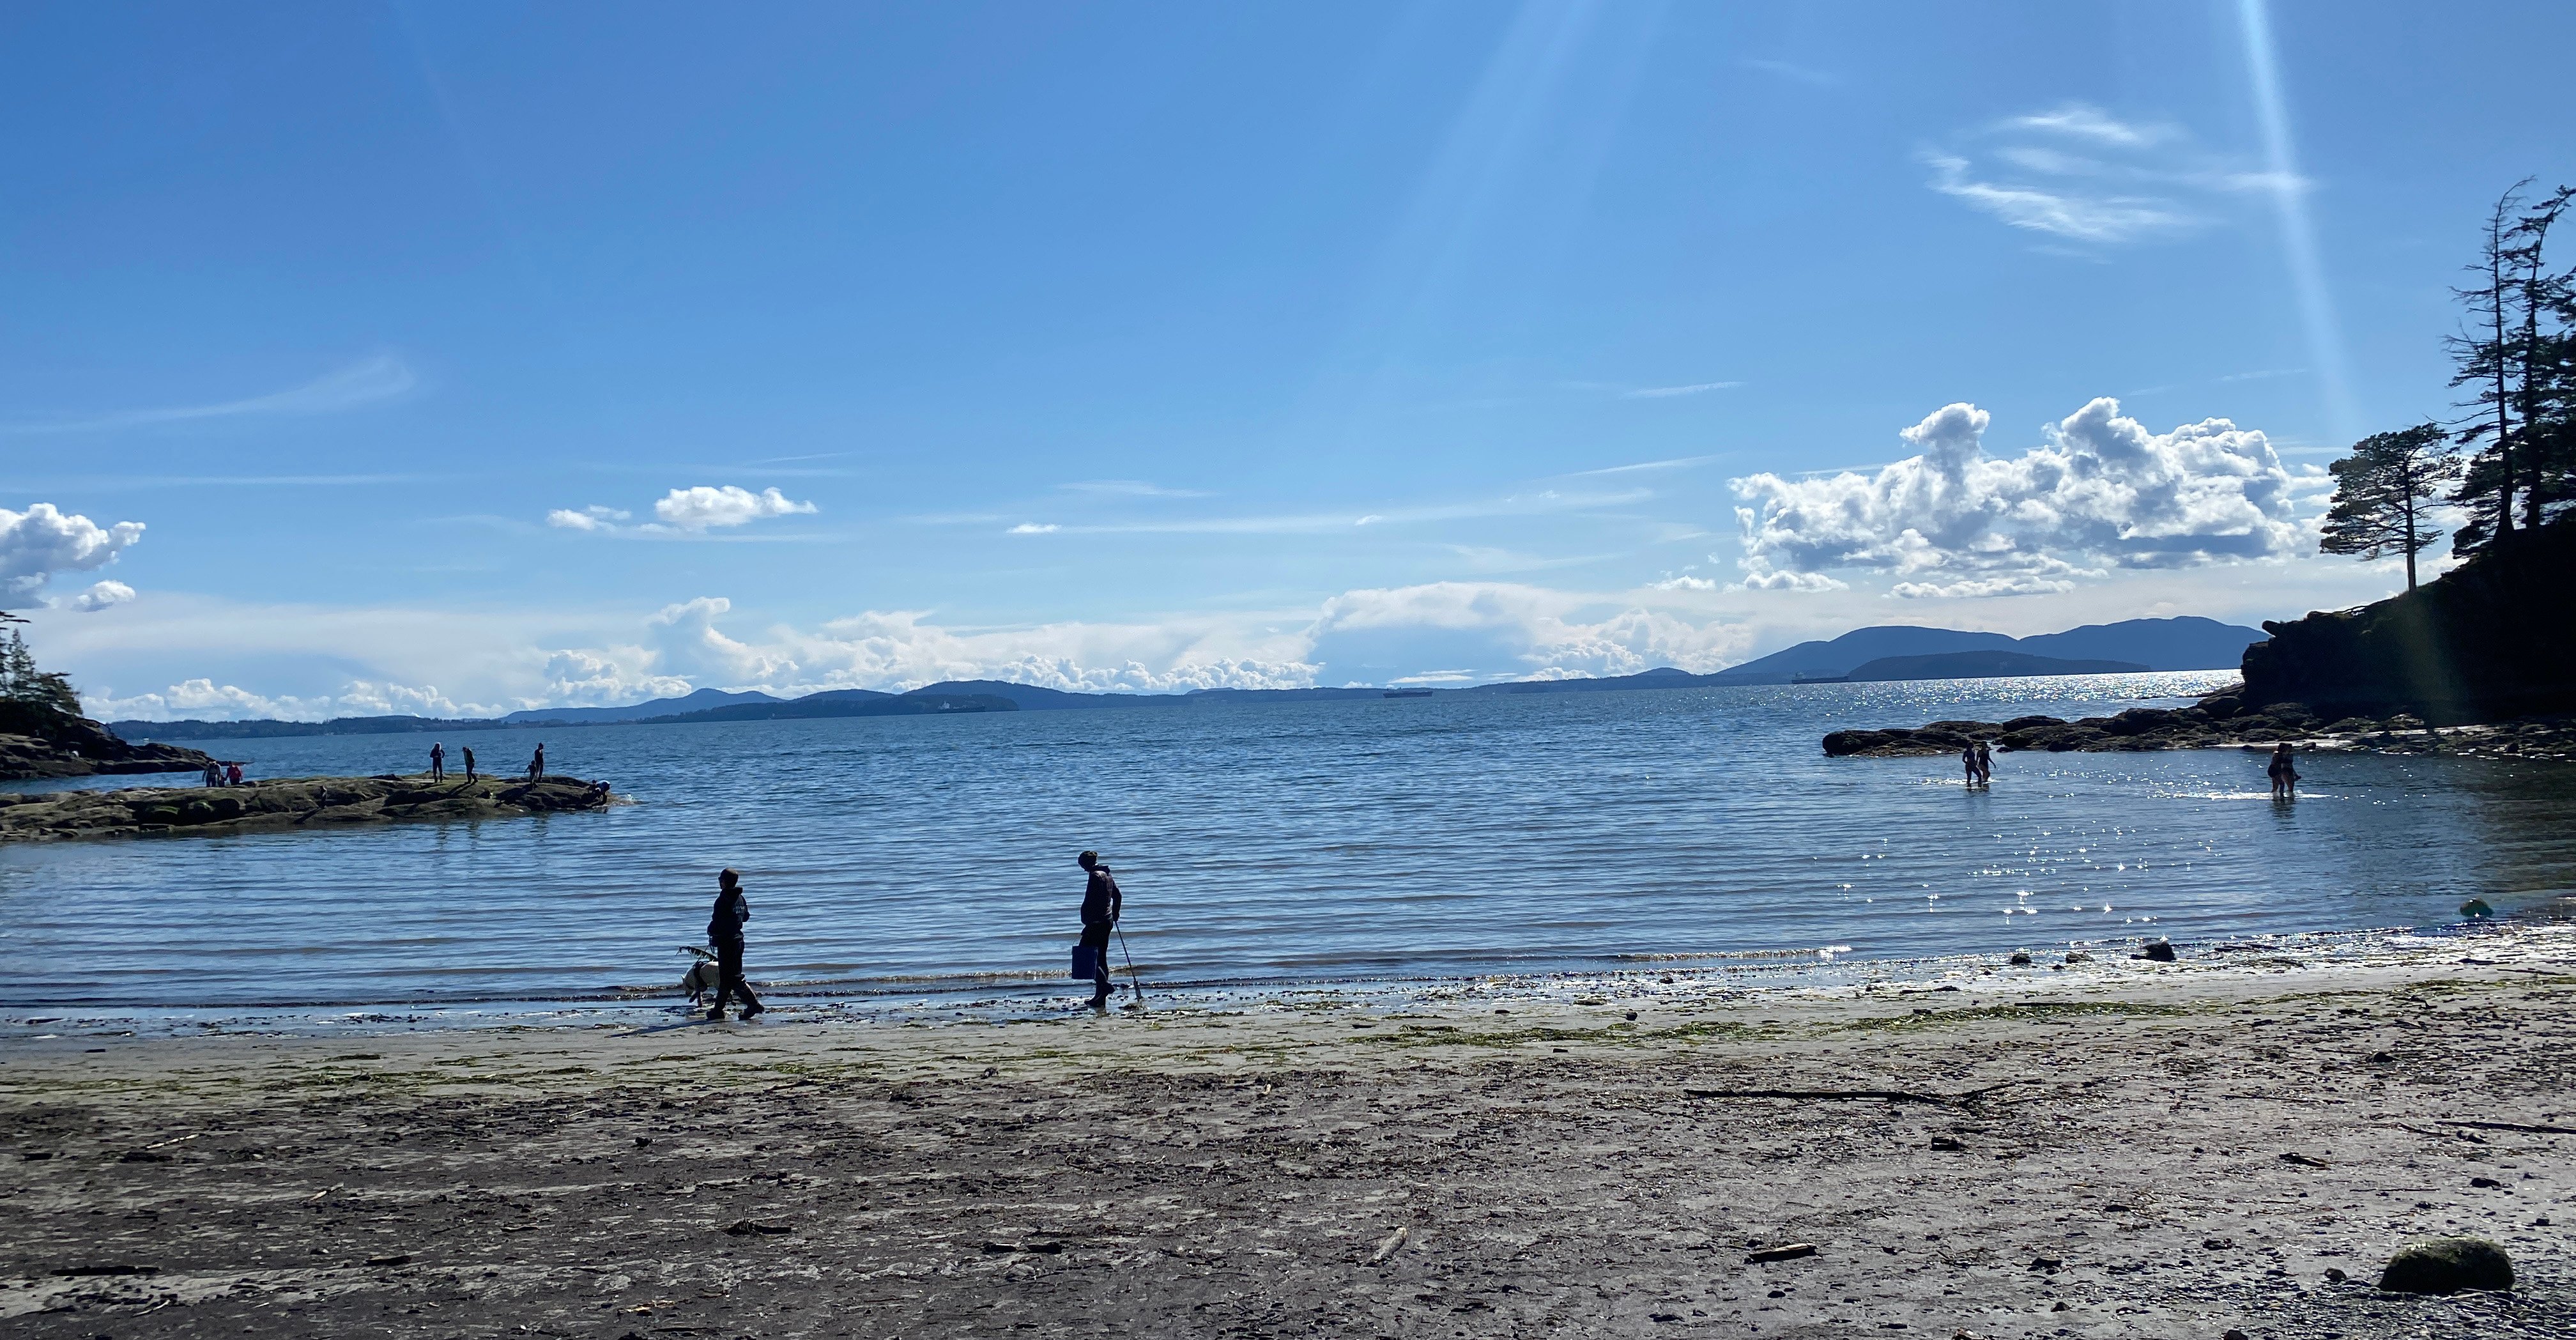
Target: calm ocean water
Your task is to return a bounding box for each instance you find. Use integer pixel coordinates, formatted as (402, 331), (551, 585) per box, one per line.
(6, 672), (2573, 1011)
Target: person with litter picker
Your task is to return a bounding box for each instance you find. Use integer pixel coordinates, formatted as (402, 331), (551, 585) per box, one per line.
(1075, 849), (1123, 1010)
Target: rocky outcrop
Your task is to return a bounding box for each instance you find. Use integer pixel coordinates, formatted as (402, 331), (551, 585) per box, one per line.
(2241, 516), (2576, 721)
(0, 774), (616, 843)
(1821, 696), (2576, 761)
(0, 702), (215, 781)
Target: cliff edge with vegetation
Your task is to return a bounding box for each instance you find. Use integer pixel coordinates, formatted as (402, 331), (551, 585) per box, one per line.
(2239, 516), (2576, 721)
(0, 700), (215, 782)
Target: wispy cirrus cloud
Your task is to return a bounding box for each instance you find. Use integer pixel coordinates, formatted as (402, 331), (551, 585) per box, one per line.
(1620, 380), (1742, 399)
(1057, 479), (1211, 498)
(994, 488), (1653, 539)
(2, 355), (417, 435)
(1924, 103), (2301, 245)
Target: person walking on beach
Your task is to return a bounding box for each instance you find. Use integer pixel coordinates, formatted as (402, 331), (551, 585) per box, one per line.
(704, 867), (763, 1020)
(1974, 739), (1994, 785)
(1077, 850), (1123, 1010)
(526, 743), (546, 782)
(461, 746), (476, 783)
(2267, 742), (2300, 799)
(429, 741), (445, 783)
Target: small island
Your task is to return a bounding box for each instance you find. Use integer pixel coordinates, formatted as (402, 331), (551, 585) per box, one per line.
(1825, 512), (2576, 762)
(0, 773), (618, 843)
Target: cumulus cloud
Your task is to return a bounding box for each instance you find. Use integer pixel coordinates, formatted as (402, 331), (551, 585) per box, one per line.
(89, 677), (502, 723)
(547, 505), (629, 531)
(1731, 398), (2305, 597)
(548, 487), (815, 535)
(0, 503), (146, 601)
(653, 486), (816, 530)
(1310, 582), (1754, 681)
(67, 580), (136, 612)
(1925, 102), (2294, 245)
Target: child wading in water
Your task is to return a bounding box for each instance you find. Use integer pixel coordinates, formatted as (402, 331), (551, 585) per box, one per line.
(2267, 742), (2300, 799)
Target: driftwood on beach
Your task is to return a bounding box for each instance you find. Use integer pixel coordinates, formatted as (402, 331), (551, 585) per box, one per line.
(0, 773), (617, 843)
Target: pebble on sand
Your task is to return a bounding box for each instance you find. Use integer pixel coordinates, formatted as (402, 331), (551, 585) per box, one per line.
(2377, 1236), (2513, 1295)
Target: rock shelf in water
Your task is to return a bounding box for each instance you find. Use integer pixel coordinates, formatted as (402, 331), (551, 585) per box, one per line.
(1823, 695), (2576, 760)
(0, 773), (615, 843)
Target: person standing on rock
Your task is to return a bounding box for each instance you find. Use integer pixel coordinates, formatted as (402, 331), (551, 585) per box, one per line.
(429, 741), (445, 783)
(461, 746), (477, 783)
(204, 759), (222, 788)
(705, 867), (763, 1021)
(1077, 850), (1123, 1010)
(526, 743), (546, 782)
(2267, 742), (2299, 799)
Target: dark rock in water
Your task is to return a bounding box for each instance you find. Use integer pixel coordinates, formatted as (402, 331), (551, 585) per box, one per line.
(2460, 898), (2495, 919)
(0, 702), (214, 782)
(2064, 951), (2092, 964)
(2007, 951), (2033, 966)
(2377, 1237), (2513, 1294)
(2136, 940), (2177, 962)
(2243, 517), (2576, 720)
(0, 774), (617, 843)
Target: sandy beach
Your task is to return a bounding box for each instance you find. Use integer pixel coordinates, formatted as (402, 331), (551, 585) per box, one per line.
(4, 937), (2570, 1339)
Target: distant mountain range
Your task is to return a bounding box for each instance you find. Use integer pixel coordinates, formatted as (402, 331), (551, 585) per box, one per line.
(1834, 650), (2150, 682)
(1705, 616), (2262, 684)
(108, 615), (2264, 743)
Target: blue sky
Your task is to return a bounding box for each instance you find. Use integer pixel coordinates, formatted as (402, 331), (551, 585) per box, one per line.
(6, 1), (2572, 716)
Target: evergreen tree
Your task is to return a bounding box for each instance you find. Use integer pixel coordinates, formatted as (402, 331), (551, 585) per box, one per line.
(2448, 184), (2527, 552)
(2319, 424), (2460, 590)
(2513, 187), (2575, 527)
(0, 628), (83, 716)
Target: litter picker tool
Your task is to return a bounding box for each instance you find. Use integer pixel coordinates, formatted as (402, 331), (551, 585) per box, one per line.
(1114, 922), (1147, 1008)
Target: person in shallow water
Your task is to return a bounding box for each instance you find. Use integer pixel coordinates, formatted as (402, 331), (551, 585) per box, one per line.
(429, 741), (445, 783)
(705, 867), (763, 1020)
(1975, 739), (1994, 785)
(2267, 741), (2300, 799)
(1961, 741), (1981, 787)
(1077, 850), (1123, 1009)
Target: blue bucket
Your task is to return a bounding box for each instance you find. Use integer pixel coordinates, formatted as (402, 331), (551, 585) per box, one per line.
(1071, 944), (1100, 980)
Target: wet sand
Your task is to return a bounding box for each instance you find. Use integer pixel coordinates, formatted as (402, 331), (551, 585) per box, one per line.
(3, 950), (2571, 1339)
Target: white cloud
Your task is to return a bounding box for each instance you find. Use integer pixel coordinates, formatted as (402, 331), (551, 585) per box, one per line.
(1926, 103), (2290, 245)
(2004, 105), (2174, 148)
(1730, 567), (1848, 593)
(66, 580), (135, 612)
(652, 486), (817, 530)
(0, 503), (146, 601)
(547, 487), (815, 535)
(547, 505), (629, 531)
(1731, 398), (2306, 597)
(1309, 582), (1755, 680)
(1008, 523), (1060, 534)
(1926, 154), (2192, 244)
(1647, 574), (1717, 591)
(90, 677), (502, 723)
(4, 355), (416, 434)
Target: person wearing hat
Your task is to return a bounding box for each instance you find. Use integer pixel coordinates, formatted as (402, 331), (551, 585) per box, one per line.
(705, 867), (764, 1020)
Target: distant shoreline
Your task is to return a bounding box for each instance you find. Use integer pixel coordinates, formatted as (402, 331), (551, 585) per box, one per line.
(110, 664), (2241, 743)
